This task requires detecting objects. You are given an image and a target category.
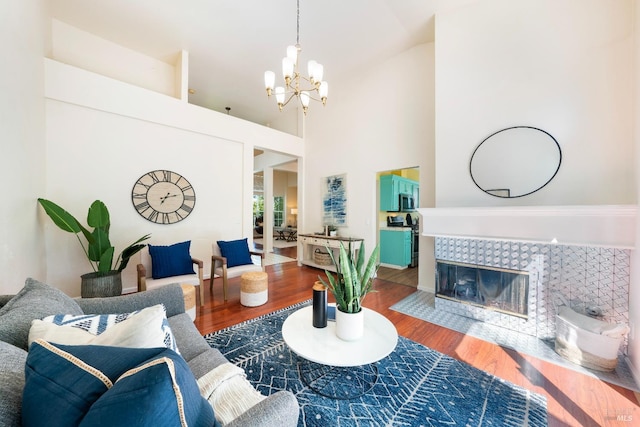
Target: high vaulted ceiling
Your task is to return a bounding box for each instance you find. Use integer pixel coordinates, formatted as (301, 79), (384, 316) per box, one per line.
(49, 0), (473, 127)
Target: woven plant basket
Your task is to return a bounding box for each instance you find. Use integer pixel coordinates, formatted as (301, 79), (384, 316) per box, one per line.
(313, 249), (332, 266)
(80, 270), (122, 298)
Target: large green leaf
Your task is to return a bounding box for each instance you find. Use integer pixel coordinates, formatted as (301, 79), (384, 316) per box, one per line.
(97, 246), (115, 274)
(117, 234), (151, 271)
(87, 200), (110, 228)
(88, 228), (112, 263)
(37, 198), (82, 234)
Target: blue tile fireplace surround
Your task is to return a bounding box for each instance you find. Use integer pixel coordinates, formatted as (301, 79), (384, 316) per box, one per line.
(434, 237), (630, 352)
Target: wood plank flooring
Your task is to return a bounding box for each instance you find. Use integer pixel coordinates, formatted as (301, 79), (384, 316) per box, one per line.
(194, 247), (639, 427)
(377, 265), (418, 288)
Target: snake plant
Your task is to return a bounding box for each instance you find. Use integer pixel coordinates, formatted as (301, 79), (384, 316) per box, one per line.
(319, 242), (379, 313)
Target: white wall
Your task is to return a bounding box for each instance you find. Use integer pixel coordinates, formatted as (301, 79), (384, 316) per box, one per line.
(44, 99), (245, 295)
(51, 19), (176, 98)
(305, 43), (436, 291)
(628, 0), (640, 389)
(0, 0), (48, 294)
(435, 0), (635, 207)
(39, 22), (303, 297)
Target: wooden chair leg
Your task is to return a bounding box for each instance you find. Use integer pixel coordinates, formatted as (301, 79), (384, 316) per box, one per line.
(222, 266), (228, 301)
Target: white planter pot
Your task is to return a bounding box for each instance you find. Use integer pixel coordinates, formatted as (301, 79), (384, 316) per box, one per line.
(335, 308), (364, 341)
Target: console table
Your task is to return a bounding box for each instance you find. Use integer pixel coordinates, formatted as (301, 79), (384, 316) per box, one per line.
(274, 226), (297, 241)
(297, 234), (363, 272)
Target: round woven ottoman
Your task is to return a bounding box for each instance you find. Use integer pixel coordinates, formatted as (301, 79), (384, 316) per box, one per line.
(240, 271), (268, 307)
(180, 284), (196, 321)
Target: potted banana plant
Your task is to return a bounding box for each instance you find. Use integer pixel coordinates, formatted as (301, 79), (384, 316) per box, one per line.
(38, 198), (150, 297)
(319, 242), (379, 341)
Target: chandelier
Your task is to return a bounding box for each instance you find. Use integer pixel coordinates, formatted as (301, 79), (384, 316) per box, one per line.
(264, 0), (328, 115)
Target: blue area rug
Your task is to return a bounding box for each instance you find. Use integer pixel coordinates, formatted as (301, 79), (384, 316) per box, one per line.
(204, 301), (548, 427)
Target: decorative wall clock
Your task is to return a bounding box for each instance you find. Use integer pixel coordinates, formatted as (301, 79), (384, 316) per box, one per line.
(132, 170), (195, 224)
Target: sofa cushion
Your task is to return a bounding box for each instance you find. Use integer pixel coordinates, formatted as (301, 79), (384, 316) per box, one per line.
(217, 239), (253, 268)
(148, 241), (195, 279)
(22, 340), (218, 427)
(0, 341), (28, 426)
(28, 304), (179, 353)
(0, 278), (83, 350)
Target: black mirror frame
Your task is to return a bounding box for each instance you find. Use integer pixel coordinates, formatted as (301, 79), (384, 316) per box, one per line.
(469, 126), (562, 199)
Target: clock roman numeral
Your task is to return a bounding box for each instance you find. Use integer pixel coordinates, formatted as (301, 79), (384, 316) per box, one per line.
(136, 181), (152, 190)
(147, 172), (160, 183)
(180, 203), (193, 214)
(147, 210), (159, 223)
(135, 201), (150, 212)
(132, 193), (147, 199)
(163, 170), (172, 182)
(184, 195), (195, 201)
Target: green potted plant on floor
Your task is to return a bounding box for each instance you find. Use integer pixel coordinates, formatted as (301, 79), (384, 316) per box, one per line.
(319, 242), (380, 341)
(38, 198), (150, 297)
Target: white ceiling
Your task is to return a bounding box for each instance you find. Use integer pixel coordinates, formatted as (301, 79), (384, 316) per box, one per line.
(49, 0), (472, 126)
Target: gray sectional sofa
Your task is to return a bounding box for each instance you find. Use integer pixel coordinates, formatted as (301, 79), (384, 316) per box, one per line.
(0, 279), (299, 426)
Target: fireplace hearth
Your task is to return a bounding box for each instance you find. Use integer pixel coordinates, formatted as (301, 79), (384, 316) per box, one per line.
(436, 260), (529, 318)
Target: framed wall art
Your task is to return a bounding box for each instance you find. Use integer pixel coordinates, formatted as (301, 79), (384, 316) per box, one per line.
(322, 173), (347, 226)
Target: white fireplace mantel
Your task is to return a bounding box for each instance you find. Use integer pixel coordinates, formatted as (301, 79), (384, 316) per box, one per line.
(416, 205), (637, 249)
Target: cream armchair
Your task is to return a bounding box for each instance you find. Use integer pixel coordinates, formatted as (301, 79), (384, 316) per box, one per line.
(211, 239), (265, 301)
(136, 242), (204, 307)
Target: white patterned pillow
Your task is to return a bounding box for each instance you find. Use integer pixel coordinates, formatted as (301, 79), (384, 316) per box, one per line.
(28, 304), (179, 353)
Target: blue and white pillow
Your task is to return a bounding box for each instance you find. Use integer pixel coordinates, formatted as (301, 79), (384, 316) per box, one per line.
(28, 304), (179, 353)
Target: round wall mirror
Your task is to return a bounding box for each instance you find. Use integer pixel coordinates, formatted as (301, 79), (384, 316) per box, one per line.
(469, 126), (561, 198)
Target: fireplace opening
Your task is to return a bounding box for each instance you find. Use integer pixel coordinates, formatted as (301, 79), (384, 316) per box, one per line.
(436, 260), (529, 318)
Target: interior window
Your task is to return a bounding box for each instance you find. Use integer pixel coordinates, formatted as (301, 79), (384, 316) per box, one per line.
(274, 196), (284, 226)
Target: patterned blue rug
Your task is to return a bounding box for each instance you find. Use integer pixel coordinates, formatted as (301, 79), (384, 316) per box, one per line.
(204, 301), (548, 427)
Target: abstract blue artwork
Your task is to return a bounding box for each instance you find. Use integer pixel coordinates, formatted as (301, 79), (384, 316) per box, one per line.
(322, 174), (347, 226)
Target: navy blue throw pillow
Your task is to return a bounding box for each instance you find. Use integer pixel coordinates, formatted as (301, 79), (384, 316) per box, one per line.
(22, 340), (218, 427)
(148, 241), (194, 279)
(217, 238), (253, 268)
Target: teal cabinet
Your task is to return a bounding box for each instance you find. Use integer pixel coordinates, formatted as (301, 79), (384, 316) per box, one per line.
(379, 175), (419, 211)
(380, 229), (412, 266)
(379, 175), (399, 211)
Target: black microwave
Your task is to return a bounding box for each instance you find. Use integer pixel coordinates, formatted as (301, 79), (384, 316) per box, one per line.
(399, 194), (415, 211)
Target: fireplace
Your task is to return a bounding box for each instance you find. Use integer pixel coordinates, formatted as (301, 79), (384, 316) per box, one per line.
(436, 260), (529, 319)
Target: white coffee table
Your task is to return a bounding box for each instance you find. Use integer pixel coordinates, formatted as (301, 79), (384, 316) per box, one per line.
(282, 305), (398, 399)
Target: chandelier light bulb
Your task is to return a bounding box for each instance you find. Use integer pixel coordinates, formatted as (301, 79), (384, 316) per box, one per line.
(282, 58), (294, 81)
(307, 60), (317, 81)
(313, 63), (324, 84)
(275, 86), (285, 108)
(264, 71), (275, 94)
(319, 81), (328, 104)
(300, 91), (310, 107)
(286, 45), (298, 63)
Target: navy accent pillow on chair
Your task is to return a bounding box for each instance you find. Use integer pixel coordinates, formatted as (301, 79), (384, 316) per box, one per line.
(148, 241), (194, 279)
(217, 238), (253, 268)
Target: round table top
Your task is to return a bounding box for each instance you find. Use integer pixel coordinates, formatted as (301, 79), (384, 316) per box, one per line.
(281, 305), (398, 367)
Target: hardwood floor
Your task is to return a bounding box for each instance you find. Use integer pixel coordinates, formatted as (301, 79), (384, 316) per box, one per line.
(377, 265), (418, 288)
(194, 246), (639, 427)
